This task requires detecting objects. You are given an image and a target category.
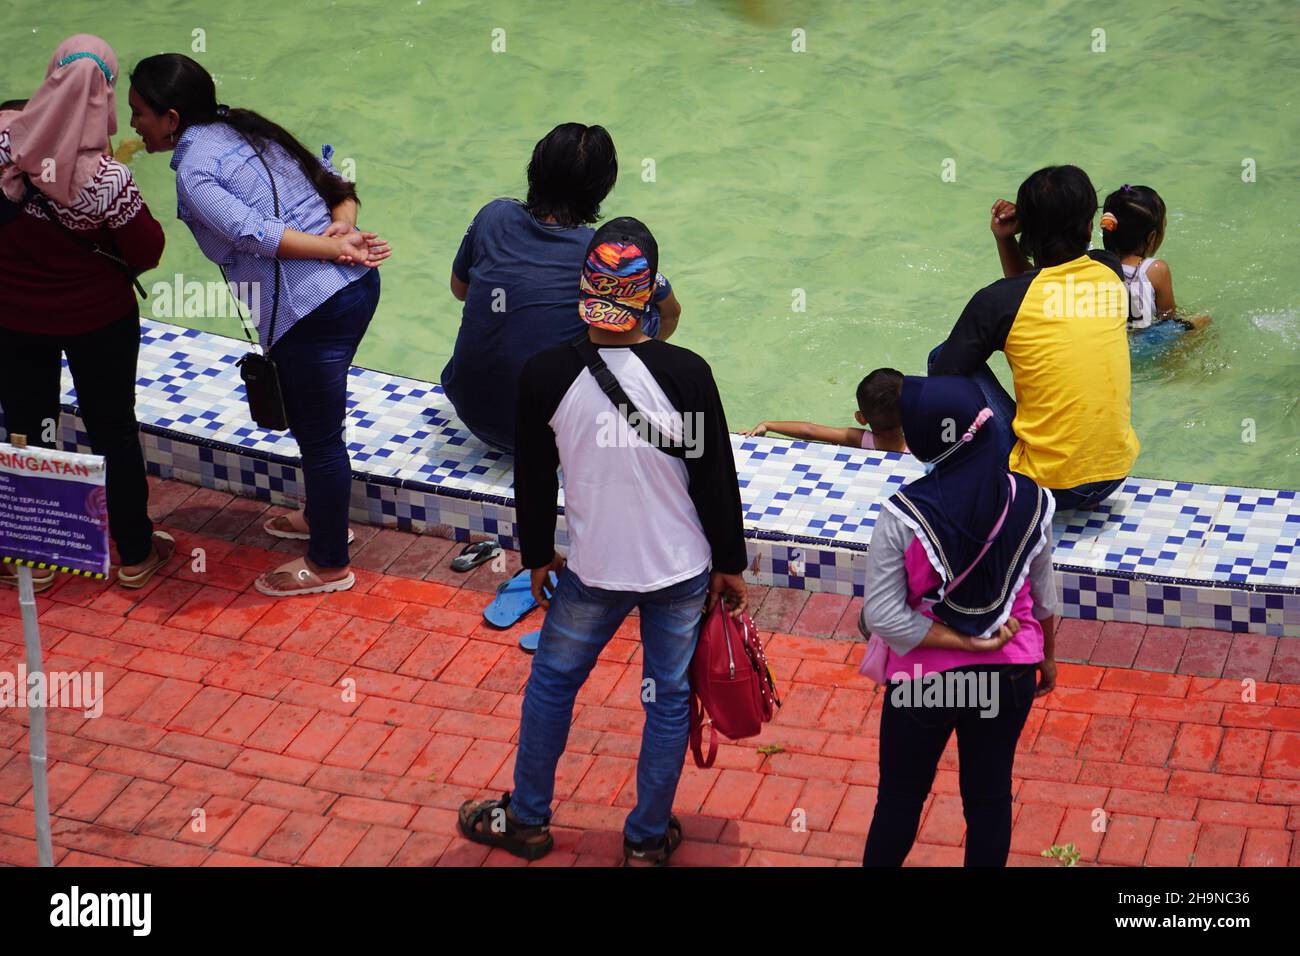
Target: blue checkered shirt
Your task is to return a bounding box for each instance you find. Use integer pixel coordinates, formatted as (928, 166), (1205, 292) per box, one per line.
(171, 123), (367, 348)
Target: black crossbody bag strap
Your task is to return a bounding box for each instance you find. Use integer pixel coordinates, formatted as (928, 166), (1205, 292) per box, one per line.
(570, 335), (688, 459)
(220, 136), (282, 350)
(223, 134), (289, 431)
(26, 176), (147, 299)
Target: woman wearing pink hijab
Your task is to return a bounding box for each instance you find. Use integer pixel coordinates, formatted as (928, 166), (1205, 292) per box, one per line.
(0, 35), (170, 592)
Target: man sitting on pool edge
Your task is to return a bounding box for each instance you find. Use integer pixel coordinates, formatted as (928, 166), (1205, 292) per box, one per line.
(442, 123), (680, 455)
(929, 164), (1139, 511)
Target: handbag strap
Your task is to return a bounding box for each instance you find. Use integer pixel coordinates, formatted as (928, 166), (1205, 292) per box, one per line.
(221, 133), (281, 350)
(571, 336), (688, 459)
(943, 473), (1017, 598)
(689, 693), (718, 769)
(26, 177), (147, 299)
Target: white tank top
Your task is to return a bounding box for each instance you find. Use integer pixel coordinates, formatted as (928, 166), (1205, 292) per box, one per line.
(1122, 258), (1158, 329)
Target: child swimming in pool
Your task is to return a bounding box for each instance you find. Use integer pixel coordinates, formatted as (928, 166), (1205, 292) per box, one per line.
(1100, 184), (1211, 334)
(741, 367), (909, 453)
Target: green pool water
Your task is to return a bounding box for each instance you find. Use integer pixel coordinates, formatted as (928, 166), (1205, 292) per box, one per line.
(6, 0), (1298, 489)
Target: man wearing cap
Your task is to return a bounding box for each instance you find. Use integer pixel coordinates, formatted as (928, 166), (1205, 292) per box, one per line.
(456, 217), (748, 865)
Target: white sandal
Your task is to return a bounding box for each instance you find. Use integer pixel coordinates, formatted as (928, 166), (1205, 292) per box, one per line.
(263, 514), (355, 544)
(254, 559), (355, 597)
(117, 532), (176, 589)
(0, 563), (57, 592)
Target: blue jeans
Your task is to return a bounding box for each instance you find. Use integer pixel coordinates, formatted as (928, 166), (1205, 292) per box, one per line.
(511, 566), (710, 844)
(1049, 478), (1125, 510)
(927, 343), (1124, 510)
(927, 344), (1017, 461)
(270, 268), (381, 568)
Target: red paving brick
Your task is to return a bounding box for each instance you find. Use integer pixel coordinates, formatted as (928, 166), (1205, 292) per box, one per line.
(0, 477), (1296, 867)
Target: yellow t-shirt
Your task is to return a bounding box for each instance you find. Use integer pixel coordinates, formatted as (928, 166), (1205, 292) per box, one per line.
(933, 252), (1140, 489)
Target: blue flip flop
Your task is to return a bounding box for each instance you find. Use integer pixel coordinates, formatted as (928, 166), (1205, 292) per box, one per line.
(483, 569), (557, 629)
(518, 630), (541, 655)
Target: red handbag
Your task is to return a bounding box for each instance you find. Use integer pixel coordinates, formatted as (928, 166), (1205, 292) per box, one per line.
(688, 600), (781, 768)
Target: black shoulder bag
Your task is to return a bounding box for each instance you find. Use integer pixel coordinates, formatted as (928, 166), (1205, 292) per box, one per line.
(25, 177), (147, 299)
(221, 137), (289, 431)
(570, 335), (688, 459)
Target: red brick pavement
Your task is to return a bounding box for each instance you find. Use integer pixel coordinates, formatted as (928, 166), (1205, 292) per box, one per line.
(0, 478), (1296, 867)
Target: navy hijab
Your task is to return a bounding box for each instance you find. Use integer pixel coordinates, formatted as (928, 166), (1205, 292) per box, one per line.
(886, 376), (1052, 637)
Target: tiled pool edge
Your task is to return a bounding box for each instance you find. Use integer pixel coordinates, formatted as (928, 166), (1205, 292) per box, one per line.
(6, 318), (1297, 638)
(138, 433), (1300, 637)
(125, 429), (1300, 635)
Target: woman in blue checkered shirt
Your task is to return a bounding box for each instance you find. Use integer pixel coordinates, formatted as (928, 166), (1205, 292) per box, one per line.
(128, 53), (390, 598)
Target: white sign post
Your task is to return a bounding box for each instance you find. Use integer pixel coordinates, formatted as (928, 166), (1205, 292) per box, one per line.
(15, 565), (52, 866)
(0, 435), (110, 867)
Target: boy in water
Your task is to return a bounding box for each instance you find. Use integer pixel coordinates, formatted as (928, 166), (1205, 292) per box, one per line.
(742, 367), (908, 453)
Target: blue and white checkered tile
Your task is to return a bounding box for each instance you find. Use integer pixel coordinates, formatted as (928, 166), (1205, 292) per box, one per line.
(53, 411), (94, 455)
(6, 317), (1293, 636)
(755, 542), (867, 598)
(1202, 487), (1300, 589)
(733, 436), (917, 544)
(1060, 572), (1298, 636)
(1050, 476), (1222, 581)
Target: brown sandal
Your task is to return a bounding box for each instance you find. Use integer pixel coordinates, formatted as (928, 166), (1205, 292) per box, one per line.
(263, 512), (355, 544)
(622, 816), (683, 867)
(457, 792), (554, 861)
(117, 532), (176, 589)
(254, 557), (355, 597)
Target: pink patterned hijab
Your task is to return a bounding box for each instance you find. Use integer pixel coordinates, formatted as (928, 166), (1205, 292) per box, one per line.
(0, 34), (119, 205)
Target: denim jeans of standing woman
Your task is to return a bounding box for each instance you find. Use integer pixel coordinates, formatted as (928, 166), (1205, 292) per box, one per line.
(270, 268), (381, 569)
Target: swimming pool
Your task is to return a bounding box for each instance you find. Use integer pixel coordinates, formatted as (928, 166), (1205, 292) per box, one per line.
(5, 0), (1298, 489)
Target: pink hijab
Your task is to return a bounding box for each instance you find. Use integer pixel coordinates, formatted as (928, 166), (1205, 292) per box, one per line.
(0, 34), (119, 206)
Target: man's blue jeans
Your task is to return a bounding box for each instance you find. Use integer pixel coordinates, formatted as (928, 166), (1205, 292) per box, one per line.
(511, 566), (710, 844)
(270, 268), (381, 568)
(926, 343), (1124, 510)
(927, 344), (1018, 461)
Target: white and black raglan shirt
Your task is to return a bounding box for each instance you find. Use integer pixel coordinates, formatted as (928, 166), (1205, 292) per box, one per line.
(514, 339), (748, 593)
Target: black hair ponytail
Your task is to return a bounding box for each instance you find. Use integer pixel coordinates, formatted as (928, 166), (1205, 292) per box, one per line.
(1100, 184), (1166, 258)
(130, 53), (357, 210)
